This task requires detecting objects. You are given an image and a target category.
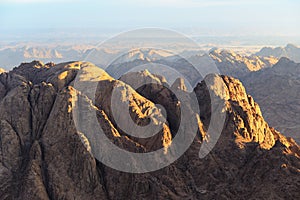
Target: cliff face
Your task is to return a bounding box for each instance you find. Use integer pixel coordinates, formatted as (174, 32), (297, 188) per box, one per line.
(243, 57), (300, 143)
(0, 61), (299, 200)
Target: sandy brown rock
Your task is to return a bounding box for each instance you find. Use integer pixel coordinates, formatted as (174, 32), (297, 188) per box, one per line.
(19, 141), (50, 200)
(0, 60), (298, 200)
(78, 65), (172, 152)
(40, 86), (106, 199)
(0, 120), (22, 200)
(120, 70), (181, 134)
(171, 77), (187, 92)
(209, 49), (278, 78)
(0, 82), (32, 148)
(243, 57), (300, 143)
(193, 75), (300, 199)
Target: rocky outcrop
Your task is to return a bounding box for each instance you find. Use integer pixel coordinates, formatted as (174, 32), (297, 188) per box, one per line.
(243, 57), (300, 143)
(171, 77), (187, 92)
(209, 49), (278, 78)
(119, 70), (181, 134)
(0, 61), (299, 199)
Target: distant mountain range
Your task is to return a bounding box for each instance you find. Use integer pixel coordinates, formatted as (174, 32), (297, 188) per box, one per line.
(0, 46), (85, 69)
(0, 46), (191, 70)
(254, 44), (300, 63)
(209, 49), (278, 77)
(1, 44), (299, 70)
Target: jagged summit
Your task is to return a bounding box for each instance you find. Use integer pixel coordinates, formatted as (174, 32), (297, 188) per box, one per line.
(0, 61), (299, 199)
(286, 43), (298, 49)
(243, 57), (300, 142)
(110, 48), (174, 65)
(194, 74), (294, 151)
(209, 48), (278, 78)
(276, 56), (293, 64)
(271, 57), (300, 75)
(255, 44), (300, 62)
(273, 56), (299, 72)
(171, 77), (187, 92)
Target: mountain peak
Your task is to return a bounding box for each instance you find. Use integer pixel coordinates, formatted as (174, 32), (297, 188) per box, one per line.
(209, 49), (277, 77)
(286, 43), (298, 49)
(0, 61), (299, 199)
(18, 60), (44, 68)
(255, 44), (300, 62)
(171, 77), (187, 91)
(276, 56), (293, 65)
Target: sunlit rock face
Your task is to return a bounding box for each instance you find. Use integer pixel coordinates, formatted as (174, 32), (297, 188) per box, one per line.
(243, 57), (300, 143)
(209, 49), (278, 78)
(0, 61), (299, 199)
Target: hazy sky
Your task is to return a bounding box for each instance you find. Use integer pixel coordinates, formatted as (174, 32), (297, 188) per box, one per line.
(0, 0), (299, 37)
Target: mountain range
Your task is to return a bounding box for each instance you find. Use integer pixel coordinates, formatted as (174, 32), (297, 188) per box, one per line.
(1, 44), (299, 70)
(255, 44), (300, 63)
(1, 44), (299, 144)
(99, 49), (300, 144)
(0, 61), (299, 199)
(243, 57), (300, 142)
(209, 49), (278, 77)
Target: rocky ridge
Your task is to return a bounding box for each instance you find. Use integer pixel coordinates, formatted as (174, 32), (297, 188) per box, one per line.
(243, 57), (300, 143)
(0, 61), (299, 199)
(255, 44), (300, 63)
(209, 49), (278, 78)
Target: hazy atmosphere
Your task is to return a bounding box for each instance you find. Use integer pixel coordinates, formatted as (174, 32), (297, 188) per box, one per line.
(1, 0), (300, 43)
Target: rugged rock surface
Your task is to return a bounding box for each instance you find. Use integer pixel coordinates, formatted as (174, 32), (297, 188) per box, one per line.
(255, 44), (300, 63)
(105, 49), (278, 86)
(209, 49), (278, 78)
(119, 70), (181, 134)
(0, 61), (299, 199)
(0, 46), (175, 70)
(243, 57), (300, 143)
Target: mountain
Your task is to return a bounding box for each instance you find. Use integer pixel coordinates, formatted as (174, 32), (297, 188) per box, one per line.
(0, 46), (178, 71)
(0, 45), (279, 73)
(242, 57), (300, 143)
(186, 51), (300, 144)
(74, 47), (298, 144)
(0, 61), (299, 199)
(112, 48), (174, 64)
(104, 49), (278, 88)
(80, 47), (300, 146)
(0, 46), (84, 69)
(255, 44), (300, 63)
(209, 49), (278, 78)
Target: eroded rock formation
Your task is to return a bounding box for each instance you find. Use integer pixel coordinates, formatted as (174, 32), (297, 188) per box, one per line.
(0, 61), (299, 200)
